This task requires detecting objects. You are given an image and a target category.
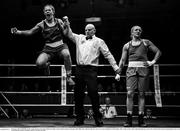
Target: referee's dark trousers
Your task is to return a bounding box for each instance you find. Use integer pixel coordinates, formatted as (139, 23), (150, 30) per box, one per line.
(74, 65), (102, 120)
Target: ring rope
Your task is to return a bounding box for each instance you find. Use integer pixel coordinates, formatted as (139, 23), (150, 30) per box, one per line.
(0, 106), (9, 118)
(0, 76), (122, 79)
(1, 91), (180, 94)
(1, 64), (180, 66)
(0, 76), (63, 79)
(1, 92), (19, 118)
(0, 75), (180, 79)
(0, 64), (114, 67)
(0, 64), (180, 115)
(0, 104), (180, 108)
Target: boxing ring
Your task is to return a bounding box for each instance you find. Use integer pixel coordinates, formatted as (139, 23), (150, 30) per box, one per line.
(0, 64), (180, 120)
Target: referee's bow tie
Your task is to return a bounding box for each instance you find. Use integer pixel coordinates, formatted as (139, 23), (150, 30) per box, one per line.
(86, 36), (93, 40)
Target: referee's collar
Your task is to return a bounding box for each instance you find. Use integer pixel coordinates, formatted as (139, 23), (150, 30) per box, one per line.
(85, 35), (95, 40)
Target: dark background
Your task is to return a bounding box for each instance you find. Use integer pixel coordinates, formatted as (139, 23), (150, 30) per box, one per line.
(1, 0), (180, 117)
(2, 0), (180, 64)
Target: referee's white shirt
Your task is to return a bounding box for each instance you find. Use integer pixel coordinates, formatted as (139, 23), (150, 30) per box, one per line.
(72, 33), (119, 72)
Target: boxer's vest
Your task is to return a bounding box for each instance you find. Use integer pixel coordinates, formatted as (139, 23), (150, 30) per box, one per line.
(128, 40), (148, 62)
(42, 18), (64, 43)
